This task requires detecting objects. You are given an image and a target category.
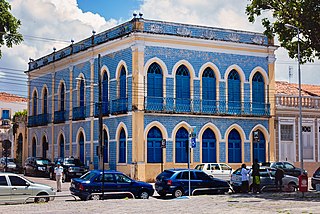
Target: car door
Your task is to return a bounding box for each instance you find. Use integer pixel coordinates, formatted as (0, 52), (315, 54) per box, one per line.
(220, 164), (233, 181)
(259, 168), (274, 191)
(8, 175), (32, 203)
(0, 175), (11, 203)
(284, 162), (299, 177)
(209, 164), (222, 179)
(114, 173), (134, 195)
(194, 171), (212, 189)
(92, 173), (117, 195)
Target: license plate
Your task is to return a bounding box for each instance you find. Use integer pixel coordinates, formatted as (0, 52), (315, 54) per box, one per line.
(76, 173), (82, 176)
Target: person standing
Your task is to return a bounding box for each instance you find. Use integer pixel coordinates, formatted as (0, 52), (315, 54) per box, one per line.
(241, 163), (250, 193)
(54, 162), (64, 192)
(252, 159), (260, 193)
(275, 167), (284, 192)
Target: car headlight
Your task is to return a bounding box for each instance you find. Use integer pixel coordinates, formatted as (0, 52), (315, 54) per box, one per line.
(68, 167), (75, 172)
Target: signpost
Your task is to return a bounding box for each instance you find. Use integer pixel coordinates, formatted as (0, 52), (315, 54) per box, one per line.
(161, 139), (166, 173)
(188, 126), (196, 197)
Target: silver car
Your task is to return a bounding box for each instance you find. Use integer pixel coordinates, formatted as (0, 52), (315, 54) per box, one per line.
(0, 173), (55, 204)
(0, 158), (18, 173)
(230, 166), (298, 193)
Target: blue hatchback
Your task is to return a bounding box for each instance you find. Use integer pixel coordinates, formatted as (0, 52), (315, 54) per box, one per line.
(155, 169), (230, 198)
(70, 170), (154, 200)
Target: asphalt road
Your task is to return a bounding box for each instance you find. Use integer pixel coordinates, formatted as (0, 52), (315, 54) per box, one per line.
(1, 175), (320, 214)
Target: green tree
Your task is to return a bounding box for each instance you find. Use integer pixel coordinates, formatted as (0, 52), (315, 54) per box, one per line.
(246, 0), (320, 63)
(0, 0), (23, 58)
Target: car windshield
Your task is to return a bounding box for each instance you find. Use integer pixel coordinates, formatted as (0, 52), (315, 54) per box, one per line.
(64, 159), (84, 166)
(157, 171), (174, 179)
(80, 172), (96, 181)
(195, 164), (204, 170)
(36, 159), (50, 165)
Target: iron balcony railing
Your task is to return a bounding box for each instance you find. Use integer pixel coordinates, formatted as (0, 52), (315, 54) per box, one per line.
(53, 110), (67, 124)
(94, 102), (110, 117)
(144, 96), (270, 116)
(276, 94), (320, 109)
(111, 98), (128, 114)
(72, 106), (86, 120)
(28, 114), (51, 127)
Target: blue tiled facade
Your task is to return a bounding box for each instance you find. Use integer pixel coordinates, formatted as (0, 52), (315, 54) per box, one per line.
(27, 18), (275, 180)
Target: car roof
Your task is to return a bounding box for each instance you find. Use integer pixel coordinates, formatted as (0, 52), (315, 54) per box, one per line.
(165, 168), (203, 172)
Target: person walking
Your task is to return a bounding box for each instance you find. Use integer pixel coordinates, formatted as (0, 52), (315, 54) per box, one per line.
(241, 163), (250, 193)
(251, 159), (260, 193)
(275, 167), (284, 192)
(54, 162), (64, 192)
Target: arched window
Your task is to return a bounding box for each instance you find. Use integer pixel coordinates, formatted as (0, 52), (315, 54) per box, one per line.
(175, 127), (188, 163)
(253, 130), (266, 163)
(59, 135), (65, 158)
(119, 129), (126, 163)
(103, 130), (108, 163)
(202, 129), (216, 163)
(228, 129), (241, 163)
(120, 67), (126, 99)
(79, 79), (85, 107)
(60, 83), (65, 111)
(43, 88), (48, 114)
(202, 67), (216, 113)
(79, 132), (84, 163)
(176, 65), (190, 112)
(228, 69), (241, 114)
(147, 127), (163, 163)
(147, 63), (163, 110)
(32, 137), (37, 157)
(42, 136), (47, 158)
(102, 72), (109, 114)
(33, 91), (38, 116)
(252, 72), (265, 114)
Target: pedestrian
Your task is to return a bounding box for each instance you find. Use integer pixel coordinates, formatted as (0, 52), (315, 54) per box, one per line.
(275, 167), (284, 192)
(54, 162), (64, 192)
(241, 163), (250, 193)
(252, 159), (261, 193)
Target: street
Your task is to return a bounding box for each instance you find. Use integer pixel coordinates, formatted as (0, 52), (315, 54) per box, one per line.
(0, 175), (320, 214)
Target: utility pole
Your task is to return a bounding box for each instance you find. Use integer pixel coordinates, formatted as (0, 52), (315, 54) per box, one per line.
(97, 54), (104, 199)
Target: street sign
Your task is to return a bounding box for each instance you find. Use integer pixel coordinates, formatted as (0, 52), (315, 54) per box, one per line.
(161, 139), (166, 148)
(253, 131), (260, 142)
(191, 137), (196, 148)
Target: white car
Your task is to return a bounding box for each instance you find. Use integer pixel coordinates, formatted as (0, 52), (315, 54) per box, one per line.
(0, 173), (55, 204)
(195, 163), (233, 181)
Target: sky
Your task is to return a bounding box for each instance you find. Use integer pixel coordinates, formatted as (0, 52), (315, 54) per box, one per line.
(0, 0), (319, 97)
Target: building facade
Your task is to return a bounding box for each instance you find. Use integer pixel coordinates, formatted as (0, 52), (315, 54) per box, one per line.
(275, 81), (320, 175)
(27, 17), (277, 181)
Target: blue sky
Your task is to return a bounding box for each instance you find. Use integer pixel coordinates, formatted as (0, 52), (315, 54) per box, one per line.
(77, 0), (141, 21)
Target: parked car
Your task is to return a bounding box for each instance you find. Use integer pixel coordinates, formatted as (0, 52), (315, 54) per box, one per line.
(230, 166), (298, 193)
(155, 169), (230, 198)
(0, 157), (20, 173)
(311, 167), (320, 189)
(269, 161), (306, 177)
(195, 163), (233, 181)
(23, 157), (51, 177)
(0, 172), (55, 204)
(70, 170), (154, 200)
(49, 157), (88, 182)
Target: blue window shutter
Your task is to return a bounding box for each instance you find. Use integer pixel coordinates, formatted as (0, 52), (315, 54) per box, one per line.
(119, 129), (126, 163)
(202, 129), (216, 163)
(79, 133), (84, 163)
(147, 127), (163, 163)
(102, 72), (108, 104)
(33, 92), (37, 116)
(60, 84), (65, 111)
(32, 139), (36, 157)
(175, 127), (188, 163)
(43, 89), (48, 114)
(120, 67), (126, 99)
(80, 79), (84, 107)
(253, 130), (266, 163)
(60, 136), (64, 158)
(103, 130), (108, 163)
(228, 129), (241, 163)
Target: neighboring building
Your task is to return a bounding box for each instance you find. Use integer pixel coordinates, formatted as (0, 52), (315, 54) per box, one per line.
(26, 16), (277, 181)
(0, 92), (27, 165)
(275, 81), (320, 175)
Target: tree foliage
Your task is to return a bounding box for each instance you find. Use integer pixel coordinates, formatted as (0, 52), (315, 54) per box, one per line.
(246, 0), (320, 63)
(0, 0), (23, 58)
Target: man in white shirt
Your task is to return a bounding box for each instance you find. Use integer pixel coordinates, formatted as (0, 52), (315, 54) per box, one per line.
(241, 163), (250, 193)
(54, 162), (64, 192)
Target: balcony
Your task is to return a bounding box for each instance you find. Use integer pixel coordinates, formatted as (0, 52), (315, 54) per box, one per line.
(144, 96), (270, 117)
(111, 98), (128, 115)
(28, 114), (50, 127)
(94, 102), (110, 117)
(72, 106), (86, 120)
(54, 110), (67, 124)
(276, 94), (320, 109)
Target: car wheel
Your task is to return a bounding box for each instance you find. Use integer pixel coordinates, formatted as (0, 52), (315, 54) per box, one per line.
(287, 182), (296, 192)
(35, 194), (49, 203)
(90, 194), (101, 200)
(173, 188), (183, 198)
(139, 190), (149, 199)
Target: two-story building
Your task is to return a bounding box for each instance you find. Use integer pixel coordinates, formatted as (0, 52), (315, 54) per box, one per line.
(275, 81), (320, 175)
(26, 16), (277, 181)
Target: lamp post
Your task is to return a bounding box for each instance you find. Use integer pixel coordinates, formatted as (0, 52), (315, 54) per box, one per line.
(285, 24), (303, 172)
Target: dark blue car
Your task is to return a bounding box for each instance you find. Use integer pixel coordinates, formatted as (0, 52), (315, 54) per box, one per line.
(70, 170), (154, 200)
(155, 169), (230, 198)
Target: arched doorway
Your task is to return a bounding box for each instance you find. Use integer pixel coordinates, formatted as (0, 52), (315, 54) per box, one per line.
(32, 137), (37, 157)
(16, 134), (23, 166)
(103, 130), (108, 163)
(147, 126), (163, 163)
(175, 127), (189, 163)
(59, 135), (65, 158)
(228, 129), (241, 163)
(202, 128), (216, 163)
(253, 130), (266, 163)
(42, 136), (48, 158)
(78, 132), (84, 163)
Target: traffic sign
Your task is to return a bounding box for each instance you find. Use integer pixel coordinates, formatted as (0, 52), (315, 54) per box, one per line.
(191, 138), (196, 148)
(161, 139), (166, 148)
